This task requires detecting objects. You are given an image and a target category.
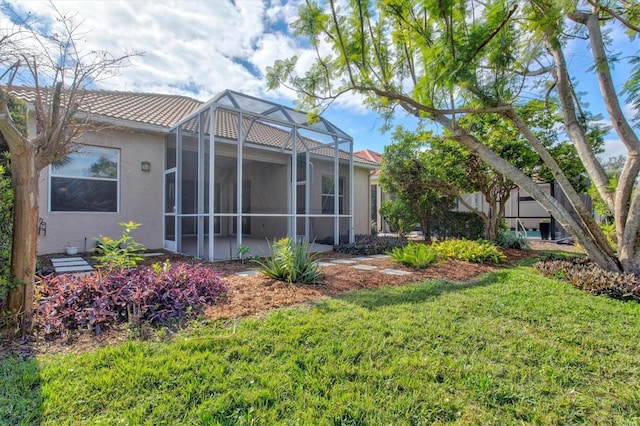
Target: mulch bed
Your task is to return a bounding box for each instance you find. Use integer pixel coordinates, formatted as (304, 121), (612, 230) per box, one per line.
(2, 240), (575, 358)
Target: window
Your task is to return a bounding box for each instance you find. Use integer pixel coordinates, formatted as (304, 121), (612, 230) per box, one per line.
(321, 175), (344, 214)
(50, 145), (119, 212)
(371, 184), (378, 222)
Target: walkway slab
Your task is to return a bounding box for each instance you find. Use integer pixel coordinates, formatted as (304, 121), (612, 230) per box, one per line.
(351, 256), (375, 261)
(50, 257), (85, 264)
(369, 254), (391, 259)
(51, 260), (90, 267)
(331, 259), (357, 264)
(141, 252), (164, 257)
(315, 262), (334, 268)
(51, 257), (94, 274)
(380, 268), (412, 276)
(236, 270), (261, 277)
(351, 264), (377, 271)
(54, 265), (94, 273)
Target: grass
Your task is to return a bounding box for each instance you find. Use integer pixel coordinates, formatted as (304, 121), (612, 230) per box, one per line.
(2, 264), (640, 425)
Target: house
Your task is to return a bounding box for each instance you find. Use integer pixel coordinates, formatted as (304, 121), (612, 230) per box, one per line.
(354, 147), (588, 241)
(8, 87), (379, 260)
(354, 149), (393, 233)
(456, 182), (594, 240)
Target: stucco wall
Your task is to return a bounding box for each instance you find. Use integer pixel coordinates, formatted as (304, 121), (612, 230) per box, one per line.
(304, 159), (372, 243)
(37, 128), (165, 254)
(36, 127), (372, 254)
(352, 166), (371, 235)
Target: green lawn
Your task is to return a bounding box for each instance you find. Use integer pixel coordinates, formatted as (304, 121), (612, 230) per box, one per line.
(2, 264), (640, 425)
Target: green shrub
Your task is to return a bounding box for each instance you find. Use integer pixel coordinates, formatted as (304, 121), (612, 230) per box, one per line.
(334, 235), (407, 256)
(435, 239), (505, 264)
(254, 238), (322, 284)
(0, 153), (13, 304)
(379, 199), (417, 236)
(496, 227), (531, 250)
(390, 242), (438, 268)
(431, 211), (485, 240)
(599, 221), (617, 252)
(93, 221), (146, 270)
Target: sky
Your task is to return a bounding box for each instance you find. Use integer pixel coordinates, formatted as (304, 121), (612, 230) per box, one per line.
(0, 0), (634, 159)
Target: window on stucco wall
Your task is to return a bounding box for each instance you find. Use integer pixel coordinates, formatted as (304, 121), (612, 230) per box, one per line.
(49, 145), (119, 212)
(321, 175), (344, 214)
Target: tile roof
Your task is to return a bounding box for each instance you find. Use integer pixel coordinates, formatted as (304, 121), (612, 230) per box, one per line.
(354, 149), (382, 165)
(7, 86), (203, 129)
(180, 109), (379, 167)
(6, 85), (379, 167)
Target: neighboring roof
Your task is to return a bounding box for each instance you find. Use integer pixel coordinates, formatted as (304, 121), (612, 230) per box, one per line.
(355, 149), (382, 174)
(354, 149), (382, 165)
(7, 85), (203, 129)
(6, 85), (378, 167)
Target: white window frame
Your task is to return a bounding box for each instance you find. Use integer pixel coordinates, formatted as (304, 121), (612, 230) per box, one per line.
(48, 145), (120, 213)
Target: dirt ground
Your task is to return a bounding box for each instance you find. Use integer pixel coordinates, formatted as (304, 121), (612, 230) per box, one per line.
(3, 240), (578, 358)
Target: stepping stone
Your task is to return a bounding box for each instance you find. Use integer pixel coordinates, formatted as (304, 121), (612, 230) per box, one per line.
(50, 256), (94, 274)
(141, 252), (164, 257)
(236, 270), (261, 277)
(351, 257), (375, 261)
(380, 269), (412, 276)
(52, 260), (89, 267)
(331, 259), (357, 264)
(314, 262), (334, 267)
(54, 265), (94, 273)
(369, 254), (391, 259)
(51, 257), (85, 264)
(351, 264), (377, 271)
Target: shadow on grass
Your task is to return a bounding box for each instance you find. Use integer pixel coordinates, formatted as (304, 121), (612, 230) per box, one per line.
(0, 354), (43, 425)
(338, 270), (510, 310)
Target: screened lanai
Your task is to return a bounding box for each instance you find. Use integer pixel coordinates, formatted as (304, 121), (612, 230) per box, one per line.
(164, 90), (355, 260)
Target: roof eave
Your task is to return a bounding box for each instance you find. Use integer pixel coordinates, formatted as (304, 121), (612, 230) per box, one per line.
(75, 112), (170, 135)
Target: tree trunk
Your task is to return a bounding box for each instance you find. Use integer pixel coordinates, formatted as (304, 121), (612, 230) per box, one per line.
(504, 107), (619, 264)
(486, 200), (501, 241)
(434, 115), (623, 273)
(6, 149), (39, 333)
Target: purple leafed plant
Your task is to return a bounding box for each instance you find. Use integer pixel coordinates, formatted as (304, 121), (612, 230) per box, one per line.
(36, 262), (227, 337)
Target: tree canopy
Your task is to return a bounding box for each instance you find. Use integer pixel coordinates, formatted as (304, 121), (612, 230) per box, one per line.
(268, 0), (640, 274)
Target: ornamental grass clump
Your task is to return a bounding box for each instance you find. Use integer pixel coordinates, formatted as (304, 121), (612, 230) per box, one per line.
(390, 242), (438, 269)
(254, 237), (322, 284)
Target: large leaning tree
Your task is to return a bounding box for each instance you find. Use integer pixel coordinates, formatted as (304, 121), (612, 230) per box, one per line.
(0, 7), (136, 332)
(268, 0), (640, 274)
(424, 100), (602, 240)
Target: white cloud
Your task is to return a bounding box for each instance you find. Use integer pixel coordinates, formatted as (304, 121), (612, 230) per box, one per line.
(2, 0), (301, 100)
(601, 138), (627, 160)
